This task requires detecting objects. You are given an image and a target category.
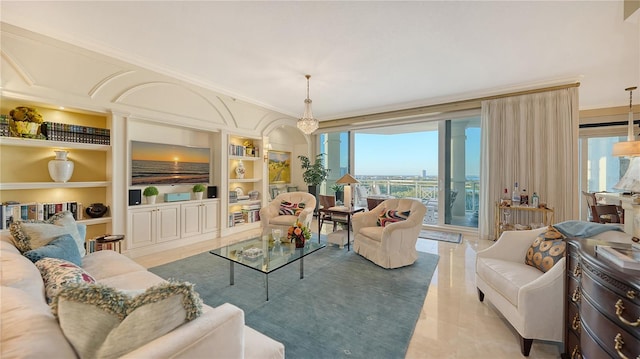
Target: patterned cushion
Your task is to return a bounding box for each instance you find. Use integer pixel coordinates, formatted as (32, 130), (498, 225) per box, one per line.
(279, 201), (305, 216)
(23, 234), (82, 266)
(377, 210), (411, 227)
(9, 211), (86, 257)
(525, 226), (567, 272)
(35, 257), (96, 302)
(50, 281), (203, 359)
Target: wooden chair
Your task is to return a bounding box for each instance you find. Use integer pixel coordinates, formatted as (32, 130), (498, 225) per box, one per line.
(318, 195), (348, 231)
(582, 191), (598, 222)
(592, 204), (622, 224)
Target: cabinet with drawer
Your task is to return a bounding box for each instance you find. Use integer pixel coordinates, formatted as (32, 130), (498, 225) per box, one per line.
(564, 238), (640, 359)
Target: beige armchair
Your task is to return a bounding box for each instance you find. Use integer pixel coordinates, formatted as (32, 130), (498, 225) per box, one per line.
(352, 198), (426, 269)
(260, 192), (316, 234)
(475, 227), (564, 356)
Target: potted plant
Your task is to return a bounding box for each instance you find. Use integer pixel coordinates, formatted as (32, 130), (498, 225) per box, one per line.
(331, 184), (344, 203)
(192, 184), (206, 200)
(298, 154), (330, 215)
(143, 186), (159, 204)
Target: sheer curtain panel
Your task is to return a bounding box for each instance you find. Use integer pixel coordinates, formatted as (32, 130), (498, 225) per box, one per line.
(479, 87), (579, 239)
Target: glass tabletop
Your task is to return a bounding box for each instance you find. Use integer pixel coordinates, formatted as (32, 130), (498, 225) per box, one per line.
(209, 235), (325, 274)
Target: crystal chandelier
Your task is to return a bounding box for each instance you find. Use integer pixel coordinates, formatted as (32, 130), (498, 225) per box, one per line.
(296, 74), (319, 135)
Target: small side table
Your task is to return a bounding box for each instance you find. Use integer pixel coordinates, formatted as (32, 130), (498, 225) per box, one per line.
(93, 234), (124, 253)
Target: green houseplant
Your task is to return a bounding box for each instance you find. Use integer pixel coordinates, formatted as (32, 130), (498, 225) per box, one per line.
(298, 154), (330, 214)
(192, 184), (206, 200)
(143, 186), (159, 204)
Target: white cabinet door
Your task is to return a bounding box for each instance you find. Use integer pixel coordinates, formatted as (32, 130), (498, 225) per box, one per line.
(201, 200), (219, 234)
(157, 204), (181, 243)
(181, 202), (202, 238)
(128, 208), (155, 249)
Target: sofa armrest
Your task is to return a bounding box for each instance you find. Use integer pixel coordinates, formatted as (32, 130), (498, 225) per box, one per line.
(477, 227), (547, 262)
(121, 303), (245, 359)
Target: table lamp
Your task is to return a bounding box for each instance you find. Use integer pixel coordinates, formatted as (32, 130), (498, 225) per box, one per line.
(335, 173), (359, 210)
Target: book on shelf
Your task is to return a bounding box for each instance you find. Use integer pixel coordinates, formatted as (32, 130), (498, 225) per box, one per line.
(1, 201), (80, 229)
(596, 245), (640, 270)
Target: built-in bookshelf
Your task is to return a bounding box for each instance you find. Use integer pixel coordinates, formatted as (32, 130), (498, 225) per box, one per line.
(0, 99), (112, 239)
(226, 134), (263, 232)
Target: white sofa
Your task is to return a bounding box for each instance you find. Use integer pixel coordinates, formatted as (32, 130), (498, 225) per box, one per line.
(0, 232), (285, 358)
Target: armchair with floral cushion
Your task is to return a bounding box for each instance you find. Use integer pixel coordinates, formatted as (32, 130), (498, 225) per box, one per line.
(352, 198), (426, 269)
(260, 192), (316, 234)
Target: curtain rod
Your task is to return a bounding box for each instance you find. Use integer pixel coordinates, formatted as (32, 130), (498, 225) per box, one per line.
(320, 82), (580, 129)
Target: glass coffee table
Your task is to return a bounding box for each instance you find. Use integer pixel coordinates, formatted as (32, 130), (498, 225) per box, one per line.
(210, 235), (325, 301)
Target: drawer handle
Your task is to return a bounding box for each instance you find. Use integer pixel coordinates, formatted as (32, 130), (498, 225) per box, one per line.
(614, 333), (640, 359)
(615, 299), (640, 327)
(572, 288), (581, 303)
(571, 313), (581, 332)
(628, 290), (637, 299)
(573, 263), (581, 277)
(571, 346), (582, 359)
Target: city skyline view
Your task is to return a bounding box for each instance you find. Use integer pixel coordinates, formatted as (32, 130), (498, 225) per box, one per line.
(354, 128), (481, 177)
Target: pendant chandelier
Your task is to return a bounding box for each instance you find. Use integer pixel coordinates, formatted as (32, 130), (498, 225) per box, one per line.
(296, 74), (319, 135)
(612, 86), (639, 157)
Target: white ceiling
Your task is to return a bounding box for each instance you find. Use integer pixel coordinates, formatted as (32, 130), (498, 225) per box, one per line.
(1, 1), (639, 121)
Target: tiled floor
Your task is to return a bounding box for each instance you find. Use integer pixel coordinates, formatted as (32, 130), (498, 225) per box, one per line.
(133, 222), (563, 358)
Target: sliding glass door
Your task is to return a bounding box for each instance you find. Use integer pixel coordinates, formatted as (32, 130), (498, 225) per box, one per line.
(318, 112), (481, 230)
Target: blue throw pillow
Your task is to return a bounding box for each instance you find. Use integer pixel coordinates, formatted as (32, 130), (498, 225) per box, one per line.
(23, 234), (82, 266)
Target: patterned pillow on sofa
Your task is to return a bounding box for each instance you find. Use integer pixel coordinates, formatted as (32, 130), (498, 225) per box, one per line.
(50, 281), (203, 359)
(35, 257), (96, 302)
(9, 211), (86, 257)
(377, 210), (411, 227)
(525, 226), (566, 272)
(279, 201), (305, 216)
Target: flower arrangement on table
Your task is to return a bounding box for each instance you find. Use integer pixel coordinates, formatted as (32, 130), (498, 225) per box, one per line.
(287, 221), (311, 248)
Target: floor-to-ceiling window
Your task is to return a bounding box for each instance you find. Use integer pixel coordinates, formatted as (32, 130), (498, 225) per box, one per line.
(320, 112), (481, 230)
(579, 127), (630, 220)
(319, 132), (349, 197)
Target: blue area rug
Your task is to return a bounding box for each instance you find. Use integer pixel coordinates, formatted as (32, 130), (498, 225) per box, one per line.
(150, 241), (439, 359)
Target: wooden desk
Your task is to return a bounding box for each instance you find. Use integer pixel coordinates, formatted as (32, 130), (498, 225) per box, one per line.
(317, 206), (365, 251)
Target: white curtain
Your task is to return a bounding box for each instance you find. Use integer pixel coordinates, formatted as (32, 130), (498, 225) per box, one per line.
(479, 87), (579, 240)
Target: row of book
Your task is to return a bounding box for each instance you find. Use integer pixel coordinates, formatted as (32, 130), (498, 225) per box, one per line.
(229, 211), (245, 227)
(1, 202), (82, 230)
(242, 208), (260, 223)
(86, 238), (118, 253)
(41, 122), (110, 145)
(0, 115), (110, 145)
(228, 144), (257, 157)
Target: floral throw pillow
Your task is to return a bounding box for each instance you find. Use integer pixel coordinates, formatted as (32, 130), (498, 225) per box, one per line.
(377, 210), (411, 227)
(279, 201), (305, 216)
(35, 257), (96, 303)
(525, 226), (566, 272)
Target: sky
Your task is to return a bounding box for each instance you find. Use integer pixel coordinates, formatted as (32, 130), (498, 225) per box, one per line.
(131, 141), (210, 163)
(354, 128), (481, 177)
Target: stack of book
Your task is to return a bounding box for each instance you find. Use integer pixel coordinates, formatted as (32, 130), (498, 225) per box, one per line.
(241, 204), (261, 223)
(0, 115), (9, 137)
(229, 191), (238, 203)
(1, 202), (82, 230)
(228, 211), (244, 227)
(596, 244), (640, 270)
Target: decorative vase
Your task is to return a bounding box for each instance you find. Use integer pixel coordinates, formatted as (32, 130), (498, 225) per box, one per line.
(48, 150), (74, 183)
(145, 195), (157, 204)
(294, 237), (305, 248)
(235, 160), (245, 179)
(85, 203), (109, 218)
(195, 191), (204, 200)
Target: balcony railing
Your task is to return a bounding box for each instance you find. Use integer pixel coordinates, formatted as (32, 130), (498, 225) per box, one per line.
(335, 178), (479, 225)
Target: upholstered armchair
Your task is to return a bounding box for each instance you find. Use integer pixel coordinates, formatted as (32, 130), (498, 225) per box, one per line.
(260, 192), (316, 234)
(352, 198), (426, 269)
(475, 227), (565, 356)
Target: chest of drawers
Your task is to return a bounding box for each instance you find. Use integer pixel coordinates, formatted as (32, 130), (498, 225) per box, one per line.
(564, 239), (640, 359)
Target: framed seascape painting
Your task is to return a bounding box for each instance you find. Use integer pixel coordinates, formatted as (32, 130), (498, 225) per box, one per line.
(268, 150), (291, 184)
(131, 141), (211, 185)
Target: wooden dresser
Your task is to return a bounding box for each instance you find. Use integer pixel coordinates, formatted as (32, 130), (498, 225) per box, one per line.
(564, 238), (640, 359)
